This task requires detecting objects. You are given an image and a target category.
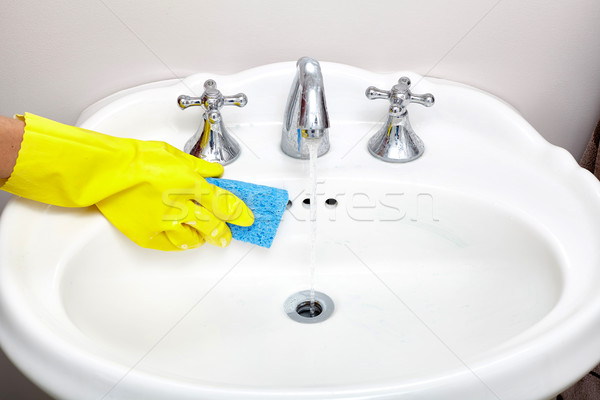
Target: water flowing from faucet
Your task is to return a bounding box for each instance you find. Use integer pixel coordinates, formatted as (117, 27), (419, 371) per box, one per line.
(307, 138), (321, 315)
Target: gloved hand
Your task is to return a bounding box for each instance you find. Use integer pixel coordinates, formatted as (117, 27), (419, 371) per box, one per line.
(1, 113), (254, 251)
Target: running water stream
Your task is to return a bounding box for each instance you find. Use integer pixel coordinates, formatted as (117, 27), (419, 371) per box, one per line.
(306, 138), (321, 316)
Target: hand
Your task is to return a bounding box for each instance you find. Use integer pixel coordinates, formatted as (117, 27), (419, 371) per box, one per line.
(95, 141), (254, 250)
(1, 113), (254, 251)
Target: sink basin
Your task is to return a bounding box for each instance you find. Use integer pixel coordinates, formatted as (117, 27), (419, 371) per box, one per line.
(2, 62), (600, 399)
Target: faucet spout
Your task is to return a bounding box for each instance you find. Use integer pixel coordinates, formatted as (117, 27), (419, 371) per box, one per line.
(281, 57), (330, 158)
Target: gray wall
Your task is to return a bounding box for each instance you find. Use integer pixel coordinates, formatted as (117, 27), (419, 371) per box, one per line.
(2, 1), (600, 158)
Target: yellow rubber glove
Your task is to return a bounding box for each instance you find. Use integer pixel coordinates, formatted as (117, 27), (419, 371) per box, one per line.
(1, 113), (254, 251)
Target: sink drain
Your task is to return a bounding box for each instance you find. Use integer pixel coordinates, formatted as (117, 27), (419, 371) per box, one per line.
(296, 300), (323, 318)
(284, 290), (334, 324)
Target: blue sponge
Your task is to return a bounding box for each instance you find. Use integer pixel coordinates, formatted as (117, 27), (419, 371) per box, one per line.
(206, 178), (289, 248)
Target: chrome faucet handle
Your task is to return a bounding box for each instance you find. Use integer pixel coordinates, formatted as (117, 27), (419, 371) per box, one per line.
(177, 79), (248, 112)
(366, 77), (434, 115)
(177, 79), (247, 165)
(365, 77), (434, 163)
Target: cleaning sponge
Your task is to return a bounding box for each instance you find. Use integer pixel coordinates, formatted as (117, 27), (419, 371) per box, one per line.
(205, 178), (288, 248)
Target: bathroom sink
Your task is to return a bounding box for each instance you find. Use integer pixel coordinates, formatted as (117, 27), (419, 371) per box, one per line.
(2, 62), (600, 399)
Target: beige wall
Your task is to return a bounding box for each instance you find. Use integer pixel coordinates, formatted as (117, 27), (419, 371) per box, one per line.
(1, 0), (600, 397)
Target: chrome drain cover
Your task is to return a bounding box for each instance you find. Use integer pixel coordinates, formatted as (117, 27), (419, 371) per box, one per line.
(284, 290), (334, 324)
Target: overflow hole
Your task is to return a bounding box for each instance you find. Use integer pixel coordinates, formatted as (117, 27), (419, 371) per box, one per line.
(325, 198), (338, 208)
(302, 198), (311, 208)
(286, 200), (292, 209)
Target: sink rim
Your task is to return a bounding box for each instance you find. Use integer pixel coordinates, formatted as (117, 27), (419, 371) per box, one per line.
(1, 61), (600, 399)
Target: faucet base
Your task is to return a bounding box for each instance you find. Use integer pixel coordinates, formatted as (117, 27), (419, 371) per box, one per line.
(367, 114), (424, 163)
(177, 80), (247, 166)
(184, 118), (240, 165)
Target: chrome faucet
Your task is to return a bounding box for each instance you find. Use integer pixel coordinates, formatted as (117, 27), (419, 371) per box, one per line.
(177, 79), (247, 165)
(366, 77), (434, 162)
(281, 57), (330, 159)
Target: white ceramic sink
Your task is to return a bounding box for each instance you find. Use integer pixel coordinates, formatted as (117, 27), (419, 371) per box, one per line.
(2, 62), (600, 400)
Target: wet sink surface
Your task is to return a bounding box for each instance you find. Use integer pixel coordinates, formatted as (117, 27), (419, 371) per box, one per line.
(57, 181), (561, 387)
